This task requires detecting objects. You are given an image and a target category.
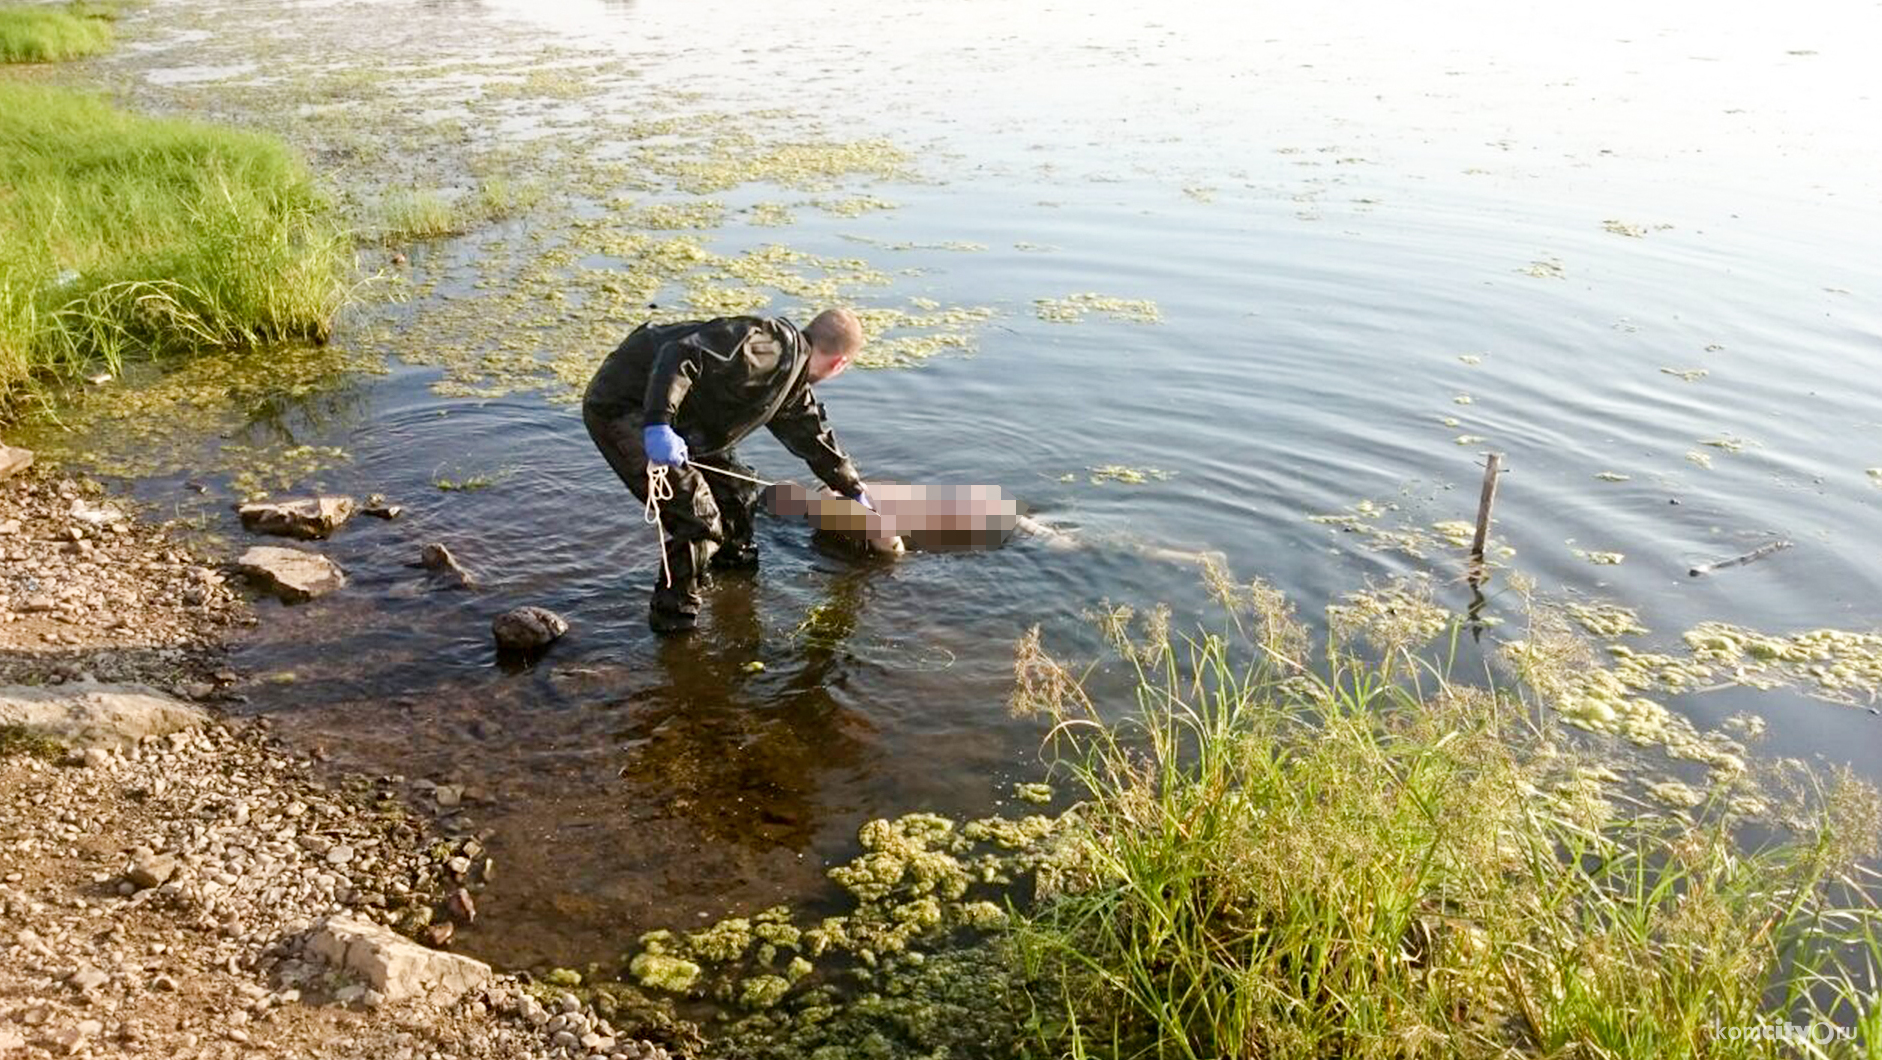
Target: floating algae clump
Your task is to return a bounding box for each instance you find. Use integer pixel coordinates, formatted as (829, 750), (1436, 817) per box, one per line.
(1682, 623), (1882, 704)
(811, 195), (899, 217)
(850, 303), (997, 369)
(962, 815), (1057, 851)
(1307, 498), (1504, 562)
(1646, 779), (1706, 809)
(688, 918), (755, 963)
(744, 201), (796, 227)
(1013, 782), (1053, 804)
(829, 813), (971, 903)
(630, 951), (703, 993)
(1566, 601), (1649, 638)
(618, 802), (1074, 1013)
(738, 975), (792, 1010)
(665, 137), (912, 195)
(1033, 293), (1162, 324)
(714, 945), (1028, 1060)
(1088, 464), (1172, 485)
(1520, 257), (1566, 279)
(1502, 614), (1752, 772)
(614, 198), (726, 230)
(1660, 367), (1708, 382)
(1571, 547), (1625, 566)
(1327, 581), (1450, 651)
(1431, 520), (1476, 548)
(1546, 665), (1679, 742)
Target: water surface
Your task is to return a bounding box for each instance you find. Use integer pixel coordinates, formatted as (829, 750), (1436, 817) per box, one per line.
(45, 0), (1882, 969)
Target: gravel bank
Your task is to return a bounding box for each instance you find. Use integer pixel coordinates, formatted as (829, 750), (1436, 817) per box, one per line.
(1, 467), (687, 1059)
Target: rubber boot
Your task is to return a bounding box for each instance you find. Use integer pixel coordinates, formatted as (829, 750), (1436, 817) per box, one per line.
(648, 538), (710, 634)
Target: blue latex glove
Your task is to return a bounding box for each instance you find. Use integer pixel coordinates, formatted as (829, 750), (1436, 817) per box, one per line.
(849, 487), (875, 512)
(643, 424), (688, 467)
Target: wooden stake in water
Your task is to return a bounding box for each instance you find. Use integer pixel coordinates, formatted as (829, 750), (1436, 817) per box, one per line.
(1469, 452), (1504, 576)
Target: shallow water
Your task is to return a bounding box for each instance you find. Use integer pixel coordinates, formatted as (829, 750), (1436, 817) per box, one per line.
(32, 0), (1882, 970)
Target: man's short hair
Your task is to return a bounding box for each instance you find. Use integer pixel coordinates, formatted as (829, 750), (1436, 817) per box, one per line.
(805, 308), (865, 357)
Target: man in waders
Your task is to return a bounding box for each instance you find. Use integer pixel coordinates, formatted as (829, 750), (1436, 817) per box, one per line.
(582, 309), (874, 634)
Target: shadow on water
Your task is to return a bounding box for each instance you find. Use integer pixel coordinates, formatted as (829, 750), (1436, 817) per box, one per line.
(228, 552), (959, 968)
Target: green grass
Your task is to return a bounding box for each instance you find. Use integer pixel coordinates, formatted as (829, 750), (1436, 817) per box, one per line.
(0, 3), (113, 63)
(0, 83), (352, 414)
(371, 177), (545, 244)
(1007, 580), (1882, 1059)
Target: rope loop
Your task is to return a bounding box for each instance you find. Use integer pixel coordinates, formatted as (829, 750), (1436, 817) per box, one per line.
(645, 465), (675, 587)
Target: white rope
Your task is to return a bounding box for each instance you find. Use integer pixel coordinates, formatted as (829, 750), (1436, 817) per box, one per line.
(692, 463), (776, 488)
(643, 464), (675, 588)
(643, 461), (781, 590)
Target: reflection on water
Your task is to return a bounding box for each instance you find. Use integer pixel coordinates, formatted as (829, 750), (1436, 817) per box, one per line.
(63, 0), (1882, 969)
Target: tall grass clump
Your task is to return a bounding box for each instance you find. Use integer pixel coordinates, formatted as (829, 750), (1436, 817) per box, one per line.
(371, 177), (544, 243)
(0, 83), (351, 413)
(0, 3), (112, 63)
(1009, 575), (1881, 1058)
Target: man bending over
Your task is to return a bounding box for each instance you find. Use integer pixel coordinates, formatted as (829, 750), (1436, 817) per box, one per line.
(582, 309), (873, 634)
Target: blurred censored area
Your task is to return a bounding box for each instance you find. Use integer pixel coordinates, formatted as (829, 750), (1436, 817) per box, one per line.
(763, 482), (1020, 552)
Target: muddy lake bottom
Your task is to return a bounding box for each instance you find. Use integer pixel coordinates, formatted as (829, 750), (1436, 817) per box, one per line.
(12, 0), (1882, 975)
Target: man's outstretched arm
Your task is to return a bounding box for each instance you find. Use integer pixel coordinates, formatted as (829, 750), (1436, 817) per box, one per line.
(768, 386), (864, 498)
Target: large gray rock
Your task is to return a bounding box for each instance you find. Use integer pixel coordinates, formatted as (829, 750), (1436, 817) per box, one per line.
(237, 496), (356, 539)
(492, 606), (568, 652)
(238, 546), (345, 602)
(303, 914), (491, 1004)
(0, 684), (210, 749)
(0, 443), (31, 482)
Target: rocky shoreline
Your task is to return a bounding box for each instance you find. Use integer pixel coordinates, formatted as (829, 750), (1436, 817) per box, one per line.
(1, 462), (682, 1059)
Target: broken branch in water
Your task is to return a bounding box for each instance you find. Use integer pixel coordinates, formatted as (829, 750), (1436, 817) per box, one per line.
(1688, 539), (1792, 578)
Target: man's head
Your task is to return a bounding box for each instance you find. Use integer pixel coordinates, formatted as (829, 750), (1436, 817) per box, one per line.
(803, 308), (865, 383)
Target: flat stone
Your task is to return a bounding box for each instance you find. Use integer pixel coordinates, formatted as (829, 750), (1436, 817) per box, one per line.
(237, 546), (345, 603)
(0, 684), (209, 749)
(237, 496), (356, 539)
(492, 606), (569, 652)
(127, 852), (178, 889)
(303, 914), (491, 1004)
(67, 966), (109, 991)
(0, 443), (32, 482)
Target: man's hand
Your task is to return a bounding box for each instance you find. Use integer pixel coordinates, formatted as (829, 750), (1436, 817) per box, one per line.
(643, 424), (689, 467)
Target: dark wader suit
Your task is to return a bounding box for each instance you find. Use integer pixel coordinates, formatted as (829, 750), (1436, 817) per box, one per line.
(581, 316), (864, 633)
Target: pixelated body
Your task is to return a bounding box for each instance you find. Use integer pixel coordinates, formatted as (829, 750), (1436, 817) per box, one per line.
(763, 482), (1023, 553)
